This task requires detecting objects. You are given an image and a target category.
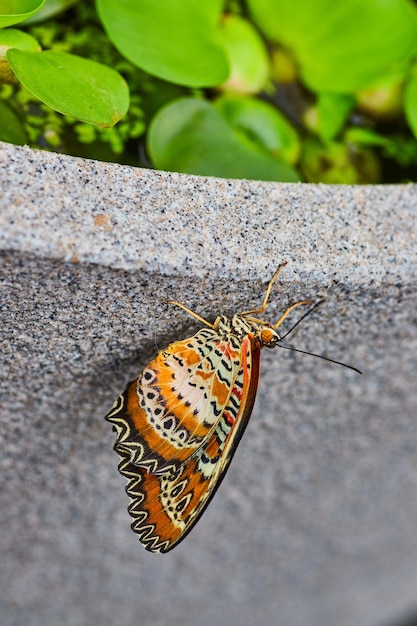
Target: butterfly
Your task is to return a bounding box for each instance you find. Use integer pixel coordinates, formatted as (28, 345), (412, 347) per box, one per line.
(105, 262), (361, 553)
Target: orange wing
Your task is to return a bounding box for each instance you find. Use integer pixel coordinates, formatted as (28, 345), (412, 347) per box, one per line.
(106, 330), (261, 553)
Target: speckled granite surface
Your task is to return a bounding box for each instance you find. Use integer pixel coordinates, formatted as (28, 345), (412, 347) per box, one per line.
(1, 142), (416, 626)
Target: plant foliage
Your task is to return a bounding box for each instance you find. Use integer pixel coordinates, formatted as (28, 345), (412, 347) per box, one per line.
(2, 0), (417, 183)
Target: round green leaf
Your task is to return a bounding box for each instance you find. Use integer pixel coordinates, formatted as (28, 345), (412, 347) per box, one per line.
(215, 95), (300, 164)
(0, 0), (46, 28)
(404, 67), (417, 139)
(219, 14), (269, 94)
(0, 28), (40, 83)
(317, 93), (356, 141)
(345, 127), (392, 149)
(147, 97), (299, 182)
(96, 0), (229, 88)
(356, 80), (403, 119)
(0, 28), (40, 51)
(248, 0), (417, 92)
(22, 0), (79, 25)
(6, 49), (129, 126)
(0, 99), (26, 144)
(300, 138), (380, 184)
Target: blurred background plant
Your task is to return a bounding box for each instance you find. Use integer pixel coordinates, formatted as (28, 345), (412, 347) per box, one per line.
(2, 0), (417, 183)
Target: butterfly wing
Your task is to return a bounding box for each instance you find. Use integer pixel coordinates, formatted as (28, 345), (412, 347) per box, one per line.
(106, 327), (246, 474)
(106, 330), (261, 553)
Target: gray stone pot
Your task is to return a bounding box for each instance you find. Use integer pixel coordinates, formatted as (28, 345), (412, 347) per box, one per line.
(1, 141), (416, 626)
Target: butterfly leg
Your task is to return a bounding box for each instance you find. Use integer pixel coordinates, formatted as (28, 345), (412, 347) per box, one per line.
(167, 300), (217, 329)
(241, 261), (288, 317)
(272, 300), (312, 329)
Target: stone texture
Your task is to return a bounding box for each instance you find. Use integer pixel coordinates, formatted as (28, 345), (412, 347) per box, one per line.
(0, 141), (416, 626)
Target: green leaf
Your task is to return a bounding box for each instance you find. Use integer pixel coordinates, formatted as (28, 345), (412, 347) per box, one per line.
(219, 14), (269, 94)
(356, 79), (403, 119)
(0, 28), (40, 83)
(404, 66), (417, 140)
(345, 127), (392, 149)
(96, 0), (229, 88)
(21, 0), (79, 25)
(0, 0), (46, 28)
(248, 0), (417, 92)
(345, 128), (417, 167)
(0, 99), (26, 143)
(147, 97), (299, 182)
(6, 49), (129, 126)
(0, 28), (40, 51)
(215, 94), (300, 164)
(300, 137), (380, 184)
(317, 93), (356, 141)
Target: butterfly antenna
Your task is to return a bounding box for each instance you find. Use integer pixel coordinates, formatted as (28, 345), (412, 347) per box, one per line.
(280, 299), (325, 340)
(279, 299), (362, 374)
(277, 344), (362, 374)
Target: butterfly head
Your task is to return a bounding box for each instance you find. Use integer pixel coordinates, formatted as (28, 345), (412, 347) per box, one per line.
(258, 325), (281, 348)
